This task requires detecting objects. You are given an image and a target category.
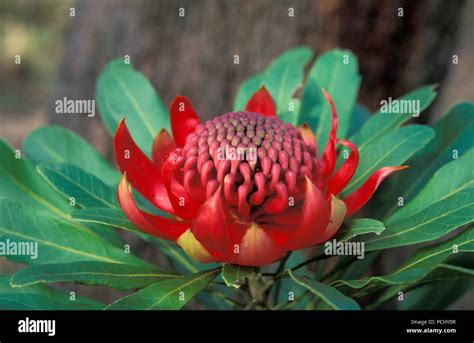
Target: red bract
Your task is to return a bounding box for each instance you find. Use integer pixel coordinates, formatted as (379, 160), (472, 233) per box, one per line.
(114, 87), (406, 266)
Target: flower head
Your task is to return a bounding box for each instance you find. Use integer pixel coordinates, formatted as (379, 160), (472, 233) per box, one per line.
(114, 87), (406, 266)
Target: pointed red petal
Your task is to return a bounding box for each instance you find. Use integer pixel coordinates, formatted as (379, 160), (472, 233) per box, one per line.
(117, 176), (189, 240)
(285, 177), (331, 250)
(327, 139), (359, 198)
(192, 187), (246, 261)
(315, 89), (339, 189)
(152, 129), (176, 169)
(114, 119), (174, 214)
(170, 96), (201, 147)
(342, 166), (409, 217)
(244, 86), (276, 117)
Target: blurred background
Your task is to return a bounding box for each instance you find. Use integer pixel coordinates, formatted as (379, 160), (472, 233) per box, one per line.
(1, 0), (473, 308)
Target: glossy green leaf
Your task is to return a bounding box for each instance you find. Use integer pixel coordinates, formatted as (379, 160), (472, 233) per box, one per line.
(71, 208), (206, 274)
(343, 125), (434, 194)
(387, 148), (474, 225)
(287, 270), (360, 310)
(196, 285), (235, 310)
(278, 98), (301, 124)
(381, 102), (474, 219)
(0, 140), (121, 245)
(233, 47), (312, 115)
(0, 274), (102, 310)
(368, 262), (474, 309)
(409, 264), (474, 284)
(334, 228), (473, 290)
(72, 207), (137, 231)
(271, 250), (309, 308)
(11, 261), (177, 291)
(350, 85), (437, 148)
(300, 49), (360, 153)
(0, 139), (71, 214)
(366, 188), (473, 251)
(336, 252), (379, 281)
(398, 277), (474, 310)
(263, 47), (312, 114)
(150, 237), (208, 274)
(96, 58), (169, 155)
(221, 264), (256, 288)
(0, 199), (146, 266)
(105, 268), (220, 310)
(347, 104), (370, 137)
(38, 163), (118, 208)
(23, 126), (119, 186)
(334, 219), (385, 242)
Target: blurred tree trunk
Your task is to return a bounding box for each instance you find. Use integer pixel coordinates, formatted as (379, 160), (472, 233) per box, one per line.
(49, 0), (466, 145)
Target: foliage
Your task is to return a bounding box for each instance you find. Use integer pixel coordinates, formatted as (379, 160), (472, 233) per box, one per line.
(0, 48), (472, 310)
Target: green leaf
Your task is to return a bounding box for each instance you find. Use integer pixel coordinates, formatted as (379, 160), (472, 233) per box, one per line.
(23, 126), (119, 186)
(350, 85), (437, 149)
(0, 199), (146, 266)
(387, 148), (474, 225)
(233, 47), (312, 115)
(382, 103), (474, 219)
(334, 219), (385, 242)
(72, 207), (138, 231)
(0, 274), (102, 310)
(263, 47), (312, 114)
(270, 250), (309, 308)
(221, 264), (256, 288)
(343, 125), (434, 194)
(337, 252), (379, 281)
(11, 261), (177, 291)
(300, 49), (360, 153)
(196, 285), (235, 310)
(0, 139), (72, 214)
(287, 270), (360, 310)
(150, 238), (210, 274)
(333, 228), (474, 290)
(366, 188), (473, 251)
(0, 140), (121, 245)
(412, 264), (474, 284)
(367, 262), (474, 309)
(347, 104), (370, 137)
(278, 98), (301, 124)
(104, 268), (220, 310)
(37, 163), (118, 208)
(96, 58), (169, 155)
(398, 277), (474, 310)
(71, 208), (207, 274)
(408, 102), (473, 186)
(66, 207), (125, 248)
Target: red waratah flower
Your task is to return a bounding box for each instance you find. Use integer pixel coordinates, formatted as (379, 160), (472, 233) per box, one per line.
(114, 87), (406, 266)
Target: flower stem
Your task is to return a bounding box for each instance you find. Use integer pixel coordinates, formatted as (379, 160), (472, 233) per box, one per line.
(271, 252), (292, 306)
(246, 273), (273, 310)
